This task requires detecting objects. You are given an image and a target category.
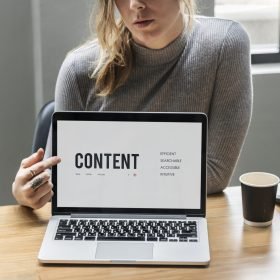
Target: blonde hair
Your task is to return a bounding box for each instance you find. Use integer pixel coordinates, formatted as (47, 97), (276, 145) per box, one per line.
(91, 0), (196, 96)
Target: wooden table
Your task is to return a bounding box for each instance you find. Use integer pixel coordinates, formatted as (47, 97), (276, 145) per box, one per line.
(0, 187), (279, 280)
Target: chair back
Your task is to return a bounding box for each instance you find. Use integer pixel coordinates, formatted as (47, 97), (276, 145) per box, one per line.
(31, 100), (54, 153)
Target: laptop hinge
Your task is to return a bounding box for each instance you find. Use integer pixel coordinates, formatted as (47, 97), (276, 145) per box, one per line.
(70, 213), (187, 220)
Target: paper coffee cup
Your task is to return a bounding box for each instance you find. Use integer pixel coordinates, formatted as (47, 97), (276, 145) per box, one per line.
(239, 172), (279, 227)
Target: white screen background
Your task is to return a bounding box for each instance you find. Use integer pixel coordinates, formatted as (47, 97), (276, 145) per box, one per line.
(57, 121), (202, 209)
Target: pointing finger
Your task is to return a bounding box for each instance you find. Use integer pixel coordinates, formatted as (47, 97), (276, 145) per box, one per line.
(21, 148), (45, 168)
(28, 156), (61, 177)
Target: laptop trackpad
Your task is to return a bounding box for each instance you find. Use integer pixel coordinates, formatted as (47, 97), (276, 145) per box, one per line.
(95, 242), (154, 260)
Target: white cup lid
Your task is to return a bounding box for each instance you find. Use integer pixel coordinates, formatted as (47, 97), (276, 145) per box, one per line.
(239, 172), (280, 188)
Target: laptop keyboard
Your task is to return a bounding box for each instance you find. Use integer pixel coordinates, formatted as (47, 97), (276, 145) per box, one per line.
(55, 219), (198, 242)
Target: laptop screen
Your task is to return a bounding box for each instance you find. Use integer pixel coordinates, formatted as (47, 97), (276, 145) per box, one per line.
(54, 113), (206, 213)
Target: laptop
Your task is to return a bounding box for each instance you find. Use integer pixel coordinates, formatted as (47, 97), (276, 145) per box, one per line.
(38, 111), (210, 265)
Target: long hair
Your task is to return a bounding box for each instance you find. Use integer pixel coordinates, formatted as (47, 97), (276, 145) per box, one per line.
(91, 0), (196, 96)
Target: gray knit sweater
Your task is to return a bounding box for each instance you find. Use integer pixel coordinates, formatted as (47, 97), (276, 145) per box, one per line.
(47, 16), (253, 194)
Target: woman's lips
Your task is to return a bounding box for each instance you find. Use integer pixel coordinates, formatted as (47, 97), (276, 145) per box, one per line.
(134, 19), (154, 28)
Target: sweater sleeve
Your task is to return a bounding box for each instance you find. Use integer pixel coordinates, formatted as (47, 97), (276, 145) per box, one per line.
(44, 53), (85, 159)
(54, 53), (85, 111)
(207, 22), (253, 194)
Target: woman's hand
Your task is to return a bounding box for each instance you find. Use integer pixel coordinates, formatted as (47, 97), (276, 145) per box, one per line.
(12, 148), (61, 209)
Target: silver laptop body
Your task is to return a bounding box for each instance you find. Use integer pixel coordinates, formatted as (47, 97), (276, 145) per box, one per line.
(38, 112), (210, 265)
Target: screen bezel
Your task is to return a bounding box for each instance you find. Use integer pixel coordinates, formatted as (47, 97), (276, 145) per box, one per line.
(52, 112), (207, 217)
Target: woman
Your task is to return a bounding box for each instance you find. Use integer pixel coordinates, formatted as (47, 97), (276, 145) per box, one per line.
(12, 0), (252, 209)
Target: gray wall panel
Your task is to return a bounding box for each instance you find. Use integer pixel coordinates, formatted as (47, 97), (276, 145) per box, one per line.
(197, 0), (215, 16)
(0, 0), (35, 205)
(0, 0), (95, 205)
(39, 0), (94, 105)
(230, 73), (280, 185)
